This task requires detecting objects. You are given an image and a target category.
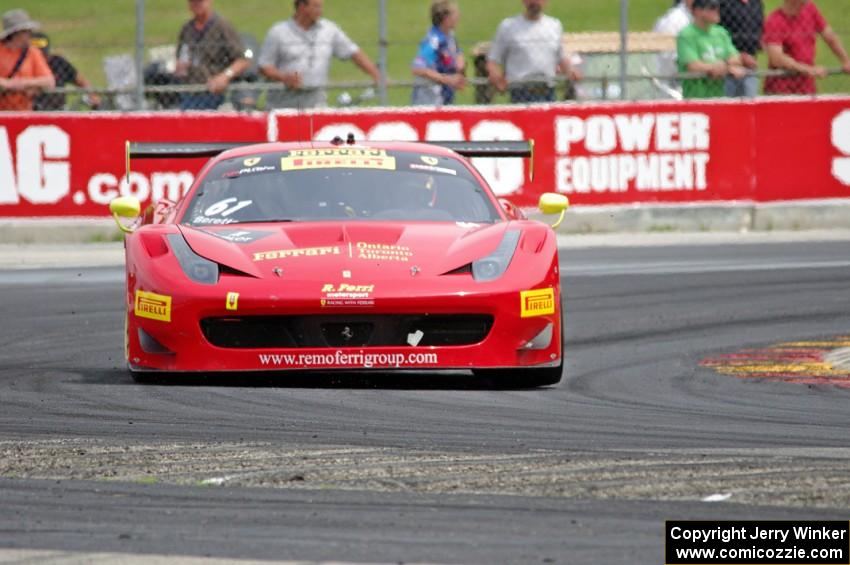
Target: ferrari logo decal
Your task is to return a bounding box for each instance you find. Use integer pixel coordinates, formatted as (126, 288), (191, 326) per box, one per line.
(253, 246), (341, 262)
(520, 288), (555, 318)
(226, 292), (239, 311)
(421, 156), (439, 166)
(243, 157), (261, 167)
(134, 290), (172, 322)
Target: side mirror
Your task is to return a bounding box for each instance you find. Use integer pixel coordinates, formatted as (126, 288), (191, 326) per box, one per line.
(109, 196), (141, 233)
(538, 193), (569, 229)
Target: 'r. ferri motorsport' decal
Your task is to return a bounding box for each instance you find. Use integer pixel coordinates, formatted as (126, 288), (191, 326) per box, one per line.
(320, 283), (375, 308)
(520, 288), (555, 318)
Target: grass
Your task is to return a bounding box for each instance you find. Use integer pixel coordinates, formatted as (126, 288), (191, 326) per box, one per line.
(15, 0), (850, 104)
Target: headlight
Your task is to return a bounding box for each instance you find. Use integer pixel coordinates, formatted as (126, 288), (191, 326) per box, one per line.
(472, 230), (520, 282)
(167, 234), (219, 284)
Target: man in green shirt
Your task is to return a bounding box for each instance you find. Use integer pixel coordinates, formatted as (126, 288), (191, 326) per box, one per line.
(677, 0), (746, 98)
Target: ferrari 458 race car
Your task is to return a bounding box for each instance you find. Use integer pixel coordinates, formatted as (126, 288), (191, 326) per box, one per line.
(109, 138), (568, 386)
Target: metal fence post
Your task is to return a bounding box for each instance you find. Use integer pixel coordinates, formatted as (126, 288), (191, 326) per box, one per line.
(135, 0), (145, 110)
(619, 0), (628, 100)
(378, 0), (388, 105)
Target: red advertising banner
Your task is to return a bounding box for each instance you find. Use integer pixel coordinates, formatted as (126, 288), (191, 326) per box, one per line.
(0, 112), (266, 217)
(0, 98), (847, 217)
(271, 98), (849, 207)
(754, 98), (850, 202)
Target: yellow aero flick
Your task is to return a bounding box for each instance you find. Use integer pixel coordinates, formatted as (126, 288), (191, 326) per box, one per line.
(281, 148), (396, 171)
(520, 288), (555, 318)
(134, 290), (172, 322)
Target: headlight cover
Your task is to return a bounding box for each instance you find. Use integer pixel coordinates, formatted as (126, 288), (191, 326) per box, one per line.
(167, 233), (219, 284)
(472, 230), (520, 282)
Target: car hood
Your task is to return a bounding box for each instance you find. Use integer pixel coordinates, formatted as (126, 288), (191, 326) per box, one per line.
(178, 221), (510, 281)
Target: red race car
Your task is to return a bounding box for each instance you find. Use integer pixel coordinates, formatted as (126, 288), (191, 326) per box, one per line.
(109, 138), (568, 386)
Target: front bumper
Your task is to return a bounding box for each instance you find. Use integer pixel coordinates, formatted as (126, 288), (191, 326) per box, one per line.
(127, 281), (562, 373)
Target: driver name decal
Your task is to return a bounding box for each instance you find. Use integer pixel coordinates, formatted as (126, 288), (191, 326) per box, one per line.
(320, 282), (376, 307)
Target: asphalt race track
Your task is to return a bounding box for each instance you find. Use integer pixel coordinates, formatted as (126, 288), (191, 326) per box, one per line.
(1, 238), (849, 564)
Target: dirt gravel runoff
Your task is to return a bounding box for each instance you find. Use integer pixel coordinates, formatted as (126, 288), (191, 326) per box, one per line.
(3, 439), (850, 509)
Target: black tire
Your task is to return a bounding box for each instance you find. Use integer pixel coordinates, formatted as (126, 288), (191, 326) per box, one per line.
(129, 366), (157, 383)
(473, 361), (562, 388)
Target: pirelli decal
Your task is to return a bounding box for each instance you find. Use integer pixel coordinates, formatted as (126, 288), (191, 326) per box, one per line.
(281, 148), (396, 171)
(134, 290), (172, 322)
(520, 288), (555, 318)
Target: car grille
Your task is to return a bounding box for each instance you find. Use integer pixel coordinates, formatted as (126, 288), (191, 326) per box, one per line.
(200, 314), (494, 349)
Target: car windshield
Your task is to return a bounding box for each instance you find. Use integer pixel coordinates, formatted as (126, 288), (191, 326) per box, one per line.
(182, 148), (500, 226)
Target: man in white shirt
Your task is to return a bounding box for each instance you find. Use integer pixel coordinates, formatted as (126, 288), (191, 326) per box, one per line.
(654, 0), (694, 36)
(486, 0), (581, 103)
(652, 0), (694, 96)
(259, 0), (380, 109)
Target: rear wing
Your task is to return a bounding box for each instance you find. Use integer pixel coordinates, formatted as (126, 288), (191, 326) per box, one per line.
(125, 139), (535, 181)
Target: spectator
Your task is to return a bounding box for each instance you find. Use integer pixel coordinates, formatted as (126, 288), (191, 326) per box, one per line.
(0, 9), (54, 111)
(411, 0), (466, 106)
(763, 0), (850, 95)
(654, 0), (694, 36)
(652, 0), (694, 94)
(677, 0), (746, 98)
(719, 0), (764, 97)
(259, 0), (381, 109)
(486, 0), (582, 104)
(31, 32), (101, 111)
(175, 0), (249, 110)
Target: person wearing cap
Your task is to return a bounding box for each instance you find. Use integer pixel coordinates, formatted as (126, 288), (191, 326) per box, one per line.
(31, 32), (101, 111)
(258, 0), (381, 109)
(176, 0), (250, 110)
(763, 0), (850, 95)
(676, 0), (746, 98)
(0, 9), (54, 111)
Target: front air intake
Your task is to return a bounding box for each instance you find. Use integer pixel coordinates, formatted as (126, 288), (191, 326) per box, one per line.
(200, 314), (493, 349)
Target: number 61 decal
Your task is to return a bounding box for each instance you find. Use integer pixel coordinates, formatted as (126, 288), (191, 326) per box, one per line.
(204, 197), (253, 217)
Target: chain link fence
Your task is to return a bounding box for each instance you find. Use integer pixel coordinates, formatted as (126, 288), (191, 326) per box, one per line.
(15, 0), (850, 111)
